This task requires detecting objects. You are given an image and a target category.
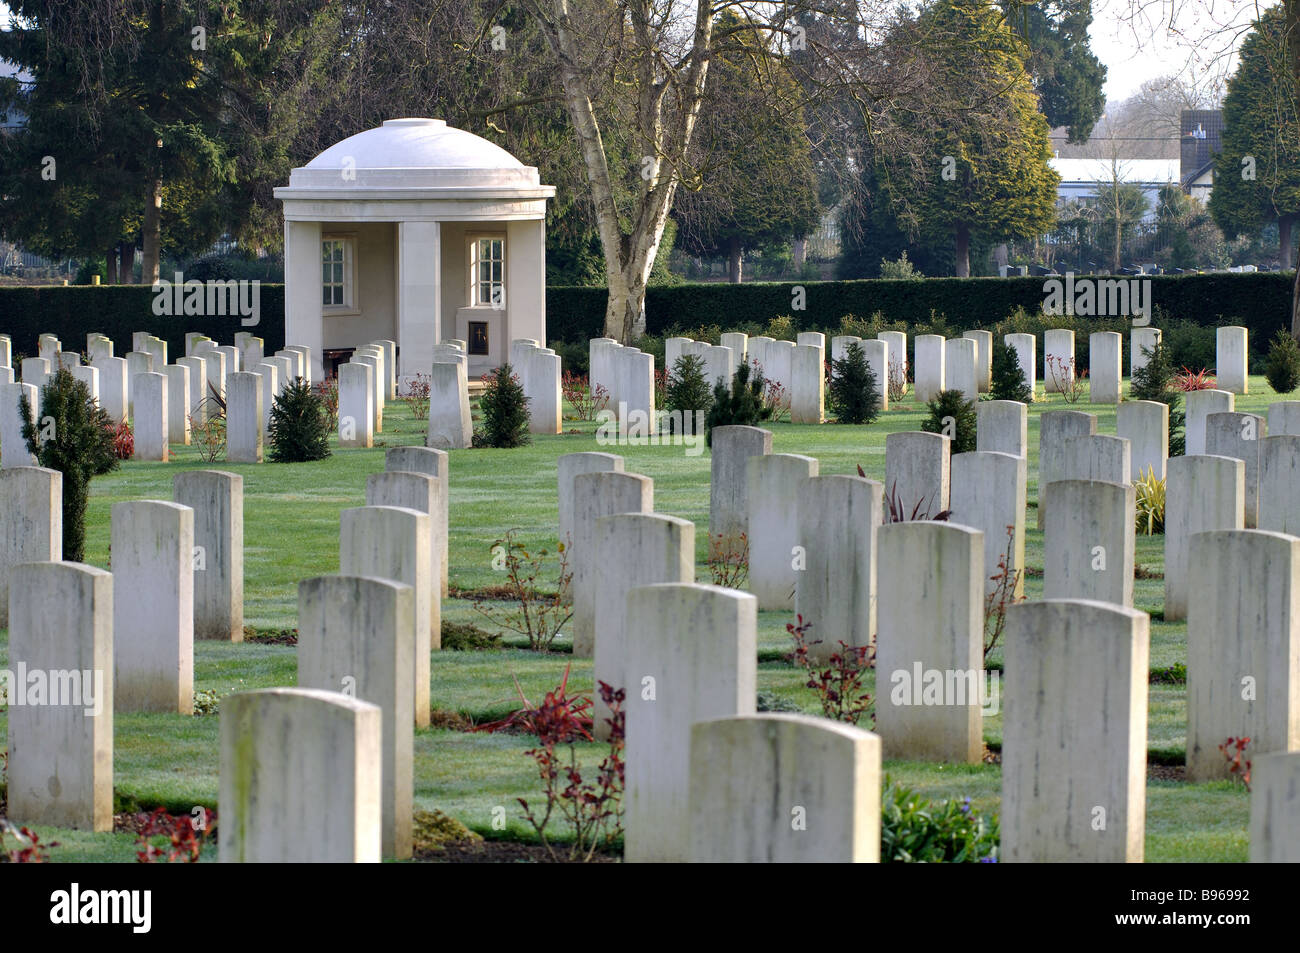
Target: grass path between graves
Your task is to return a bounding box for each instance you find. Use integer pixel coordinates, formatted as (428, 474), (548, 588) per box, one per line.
(0, 376), (1280, 862)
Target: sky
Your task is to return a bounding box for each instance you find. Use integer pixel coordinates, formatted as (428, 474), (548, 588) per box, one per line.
(1089, 0), (1273, 101)
(0, 0), (1276, 105)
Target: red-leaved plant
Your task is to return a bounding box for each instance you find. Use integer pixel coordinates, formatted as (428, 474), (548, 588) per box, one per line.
(0, 820), (58, 863)
(1045, 354), (1088, 404)
(707, 531), (749, 588)
(1174, 367), (1217, 391)
(787, 615), (875, 726)
(135, 806), (217, 863)
(314, 375), (339, 429)
(560, 371), (609, 422)
(109, 417), (134, 459)
(1219, 736), (1252, 791)
(478, 666), (625, 862)
(399, 373), (431, 420)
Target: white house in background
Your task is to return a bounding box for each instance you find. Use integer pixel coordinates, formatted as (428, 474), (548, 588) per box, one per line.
(1048, 157), (1181, 223)
(274, 118), (554, 382)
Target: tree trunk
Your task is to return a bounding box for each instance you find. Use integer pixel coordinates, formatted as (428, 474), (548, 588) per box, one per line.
(954, 223), (970, 277)
(141, 177), (162, 285)
(727, 237), (743, 283)
(105, 246), (118, 285)
(118, 242), (133, 284)
(1289, 0), (1300, 336)
(792, 238), (806, 270)
(1281, 214), (1294, 269)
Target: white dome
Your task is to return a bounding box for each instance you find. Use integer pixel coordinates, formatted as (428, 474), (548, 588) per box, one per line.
(284, 118), (545, 192)
(307, 118), (525, 171)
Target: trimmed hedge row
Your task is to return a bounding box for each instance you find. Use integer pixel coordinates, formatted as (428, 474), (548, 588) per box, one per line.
(0, 273), (1289, 364)
(0, 284), (286, 362)
(552, 273), (1295, 342)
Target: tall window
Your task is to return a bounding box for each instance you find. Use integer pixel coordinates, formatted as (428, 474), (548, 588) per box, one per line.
(471, 237), (504, 307)
(322, 238), (351, 308)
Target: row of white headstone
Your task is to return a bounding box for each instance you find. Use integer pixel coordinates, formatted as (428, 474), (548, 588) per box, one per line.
(550, 429), (1299, 861)
(0, 330), (312, 466)
(0, 444), (451, 860)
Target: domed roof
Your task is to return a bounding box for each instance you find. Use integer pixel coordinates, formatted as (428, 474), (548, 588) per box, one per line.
(307, 118), (525, 172)
(281, 118), (549, 194)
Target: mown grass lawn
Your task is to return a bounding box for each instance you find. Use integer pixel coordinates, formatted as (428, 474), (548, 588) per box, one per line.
(0, 374), (1283, 862)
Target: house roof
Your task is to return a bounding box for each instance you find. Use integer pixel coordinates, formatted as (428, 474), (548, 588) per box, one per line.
(1049, 157), (1181, 186)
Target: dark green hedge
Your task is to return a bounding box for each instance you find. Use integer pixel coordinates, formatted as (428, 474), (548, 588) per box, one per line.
(1, 274), (1289, 367)
(547, 273), (1295, 343)
(0, 284), (286, 361)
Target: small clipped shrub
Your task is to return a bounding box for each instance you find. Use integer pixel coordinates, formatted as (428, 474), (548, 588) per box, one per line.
(267, 379), (332, 462)
(705, 360), (773, 446)
(828, 341), (881, 425)
(1130, 342), (1186, 457)
(477, 363), (531, 448)
(1265, 330), (1300, 395)
(921, 389), (977, 454)
(20, 367), (119, 562)
(664, 354), (712, 433)
(990, 340), (1032, 402)
(881, 780), (999, 863)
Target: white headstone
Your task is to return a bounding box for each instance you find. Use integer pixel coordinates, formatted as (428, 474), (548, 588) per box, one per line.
(385, 446), (450, 598)
(790, 343), (824, 424)
(1036, 409), (1098, 529)
(709, 424), (772, 542)
(365, 470), (443, 661)
(1043, 479), (1135, 607)
(795, 474), (882, 663)
(944, 337), (978, 402)
(1059, 433), (1131, 486)
(624, 583), (757, 863)
(1164, 454), (1244, 621)
(1117, 400), (1168, 481)
(747, 453), (819, 610)
(174, 470), (244, 642)
(885, 431), (951, 517)
(1187, 529), (1300, 781)
(1216, 326), (1249, 394)
(426, 359), (472, 450)
(951, 449), (1026, 600)
(338, 361), (374, 449)
(298, 575), (413, 859)
(688, 714), (881, 863)
(1002, 599), (1149, 862)
(914, 334), (945, 403)
(7, 561), (114, 831)
(0, 381), (37, 468)
(962, 329), (993, 393)
(526, 347), (561, 434)
(570, 470), (653, 657)
(557, 451), (624, 551)
(593, 512), (694, 737)
(164, 364), (191, 446)
(1249, 751), (1300, 862)
(1130, 326), (1162, 377)
(877, 521), (984, 762)
(1004, 332), (1035, 400)
(1257, 434), (1300, 536)
(878, 330), (907, 387)
(131, 371), (168, 461)
(218, 688), (381, 863)
(1044, 329), (1075, 394)
(111, 500), (194, 713)
(1088, 331), (1122, 404)
(0, 466), (61, 629)
(252, 362), (278, 436)
(1206, 411), (1266, 527)
(339, 506), (432, 730)
(1186, 389), (1234, 455)
(1268, 400), (1300, 436)
(976, 400), (1027, 457)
